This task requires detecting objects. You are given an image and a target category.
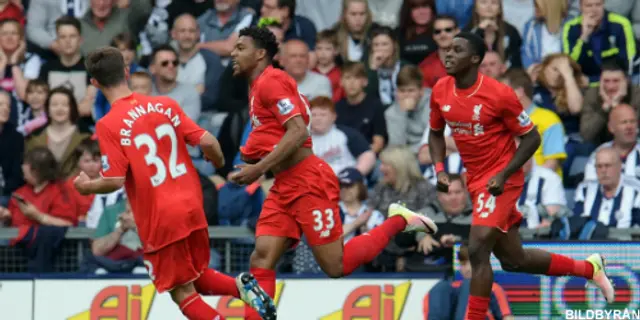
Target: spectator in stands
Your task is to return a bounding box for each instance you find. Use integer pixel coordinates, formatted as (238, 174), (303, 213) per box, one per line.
(367, 26), (407, 106)
(479, 51), (507, 79)
(535, 53), (586, 140)
(130, 71), (152, 95)
(149, 44), (201, 121)
(424, 243), (513, 320)
(434, 0), (474, 29)
(0, 89), (22, 205)
(295, 0), (342, 33)
(413, 174), (471, 266)
(86, 198), (144, 274)
(0, 18), (41, 101)
(197, 0), (254, 63)
(385, 65), (431, 154)
(338, 167), (385, 243)
(336, 61), (387, 154)
(581, 60), (640, 145)
(519, 157), (568, 229)
(18, 79), (48, 137)
(334, 0), (374, 63)
(0, 0), (24, 26)
(78, 0), (152, 55)
(2, 147), (75, 272)
(172, 13), (223, 112)
(553, 147), (640, 240)
(520, 0), (569, 80)
(397, 0), (437, 65)
(563, 0), (635, 85)
(593, 0), (640, 42)
(281, 39), (332, 100)
(38, 16), (96, 129)
(584, 104), (640, 182)
(310, 96), (376, 175)
(313, 30), (343, 103)
(66, 138), (100, 224)
(94, 33), (144, 121)
(26, 87), (90, 179)
(465, 0), (522, 68)
(369, 146), (436, 213)
(421, 127), (465, 185)
(420, 15), (460, 88)
(26, 0), (88, 56)
(501, 69), (567, 174)
(260, 0), (316, 52)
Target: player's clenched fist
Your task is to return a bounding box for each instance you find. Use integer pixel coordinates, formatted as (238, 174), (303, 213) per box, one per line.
(229, 164), (264, 185)
(436, 171), (450, 193)
(486, 172), (506, 196)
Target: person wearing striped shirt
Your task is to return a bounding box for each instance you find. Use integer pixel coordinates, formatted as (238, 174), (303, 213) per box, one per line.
(552, 147), (640, 240)
(584, 104), (640, 182)
(519, 157), (568, 229)
(419, 125), (465, 185)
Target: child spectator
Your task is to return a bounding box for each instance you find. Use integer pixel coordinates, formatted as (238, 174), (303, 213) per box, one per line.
(66, 138), (100, 223)
(336, 61), (387, 153)
(130, 71), (152, 95)
(338, 167), (385, 243)
(18, 79), (48, 136)
(313, 29), (344, 103)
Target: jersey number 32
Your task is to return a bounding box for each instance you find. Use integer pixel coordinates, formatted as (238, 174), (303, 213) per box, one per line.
(134, 124), (187, 187)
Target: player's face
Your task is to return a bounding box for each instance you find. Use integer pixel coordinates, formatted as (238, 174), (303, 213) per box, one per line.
(444, 38), (477, 75)
(231, 36), (260, 77)
(595, 151), (621, 187)
(0, 94), (9, 124)
(438, 180), (466, 214)
(78, 152), (101, 179)
(0, 22), (21, 53)
(56, 25), (82, 56)
(310, 107), (336, 134)
(379, 161), (397, 185)
(345, 2), (368, 34)
(48, 92), (72, 124)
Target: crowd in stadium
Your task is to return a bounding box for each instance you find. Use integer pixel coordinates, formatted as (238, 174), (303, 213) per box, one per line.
(0, 0), (639, 304)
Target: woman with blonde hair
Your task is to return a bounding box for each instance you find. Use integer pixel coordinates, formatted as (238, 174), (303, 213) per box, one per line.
(334, 0), (374, 62)
(369, 146), (436, 214)
(464, 0), (522, 68)
(521, 0), (569, 78)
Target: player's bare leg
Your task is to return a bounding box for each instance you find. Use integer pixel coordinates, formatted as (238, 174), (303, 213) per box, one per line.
(311, 203), (438, 278)
(244, 235), (294, 320)
(492, 226), (614, 301)
(464, 225), (502, 320)
(171, 282), (225, 320)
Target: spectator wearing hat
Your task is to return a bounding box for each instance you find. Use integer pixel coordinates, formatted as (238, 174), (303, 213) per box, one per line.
(338, 167), (385, 243)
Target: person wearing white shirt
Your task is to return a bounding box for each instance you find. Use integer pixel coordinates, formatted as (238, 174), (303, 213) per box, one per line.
(518, 158), (568, 229)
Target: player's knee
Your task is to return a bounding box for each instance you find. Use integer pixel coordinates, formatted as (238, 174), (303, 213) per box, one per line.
(467, 241), (491, 266)
(322, 262), (344, 278)
(498, 256), (523, 272)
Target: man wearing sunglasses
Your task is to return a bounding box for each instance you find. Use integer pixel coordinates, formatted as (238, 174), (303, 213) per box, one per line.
(419, 15), (460, 88)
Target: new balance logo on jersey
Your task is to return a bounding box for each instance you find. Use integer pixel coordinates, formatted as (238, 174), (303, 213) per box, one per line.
(517, 111), (532, 127)
(277, 98), (294, 115)
(472, 104), (482, 121)
(442, 105), (451, 112)
(320, 229), (330, 238)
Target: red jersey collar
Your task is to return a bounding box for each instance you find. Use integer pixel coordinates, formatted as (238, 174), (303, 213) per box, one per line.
(453, 73), (484, 98)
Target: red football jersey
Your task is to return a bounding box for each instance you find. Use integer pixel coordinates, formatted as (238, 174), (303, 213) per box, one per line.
(241, 66), (313, 160)
(96, 93), (208, 252)
(429, 74), (535, 193)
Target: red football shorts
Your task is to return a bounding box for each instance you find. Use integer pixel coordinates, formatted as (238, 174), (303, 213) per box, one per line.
(143, 228), (210, 293)
(470, 184), (523, 232)
(256, 155), (342, 247)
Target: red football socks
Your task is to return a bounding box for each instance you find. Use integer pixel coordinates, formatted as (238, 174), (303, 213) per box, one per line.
(244, 267), (276, 320)
(464, 295), (490, 320)
(546, 253), (594, 279)
(194, 269), (240, 298)
(342, 215), (407, 275)
(179, 293), (225, 320)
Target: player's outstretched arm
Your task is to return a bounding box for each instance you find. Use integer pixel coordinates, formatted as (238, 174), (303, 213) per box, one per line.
(255, 115), (308, 173)
(200, 132), (225, 169)
(74, 172), (125, 195)
(502, 128), (541, 179)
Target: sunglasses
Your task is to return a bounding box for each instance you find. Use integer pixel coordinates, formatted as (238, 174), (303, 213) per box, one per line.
(434, 27), (455, 35)
(161, 60), (179, 67)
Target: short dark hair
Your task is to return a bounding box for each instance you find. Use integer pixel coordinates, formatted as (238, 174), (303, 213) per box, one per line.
(501, 68), (534, 99)
(74, 137), (101, 164)
(110, 32), (136, 51)
(434, 14), (458, 28)
(150, 44), (177, 65)
(131, 71), (152, 81)
(239, 26), (279, 62)
(455, 32), (486, 63)
(24, 147), (59, 183)
(26, 79), (49, 94)
(601, 58), (627, 74)
(85, 47), (127, 87)
(55, 15), (81, 34)
(341, 61), (367, 78)
(277, 0), (296, 19)
(397, 65), (423, 87)
(317, 29), (338, 48)
(45, 87), (80, 124)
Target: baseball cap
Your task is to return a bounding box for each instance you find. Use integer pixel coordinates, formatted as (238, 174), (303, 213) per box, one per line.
(338, 167), (363, 185)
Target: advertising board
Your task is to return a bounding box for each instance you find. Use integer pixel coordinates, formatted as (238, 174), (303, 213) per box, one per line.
(0, 280), (33, 320)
